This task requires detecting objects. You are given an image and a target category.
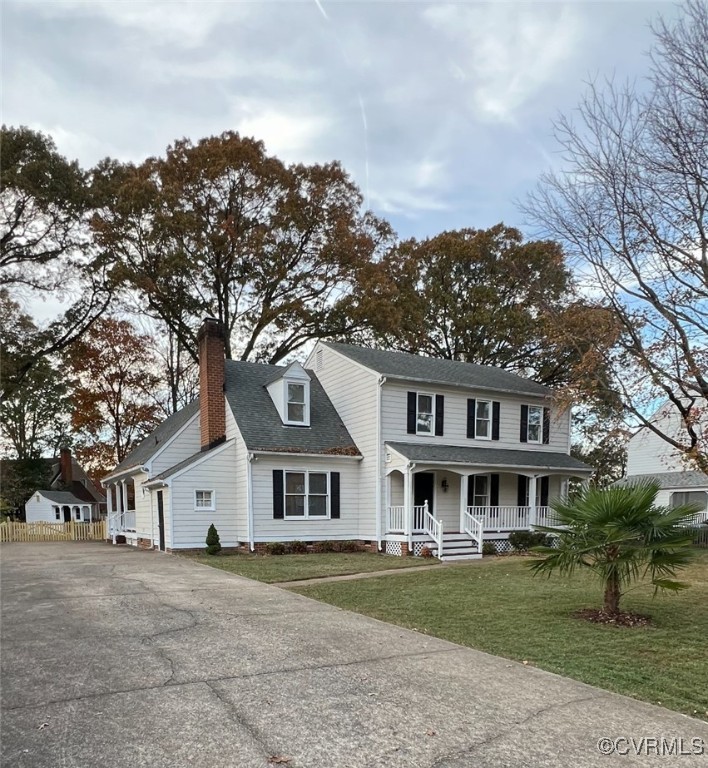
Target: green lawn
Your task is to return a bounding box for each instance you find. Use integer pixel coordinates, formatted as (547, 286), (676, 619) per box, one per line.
(293, 550), (708, 720)
(187, 551), (435, 583)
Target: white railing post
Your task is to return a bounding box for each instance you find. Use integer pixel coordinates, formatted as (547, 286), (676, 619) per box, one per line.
(460, 475), (468, 533)
(528, 476), (537, 528)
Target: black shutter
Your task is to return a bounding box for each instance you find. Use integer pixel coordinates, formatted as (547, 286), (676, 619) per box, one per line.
(492, 401), (500, 441)
(467, 399), (476, 438)
(407, 392), (417, 434)
(435, 395), (444, 436)
(520, 405), (528, 443)
(517, 475), (528, 507)
(273, 470), (284, 519)
(330, 472), (340, 518)
(542, 407), (551, 444)
(467, 476), (475, 507)
(490, 474), (500, 507)
(540, 476), (549, 507)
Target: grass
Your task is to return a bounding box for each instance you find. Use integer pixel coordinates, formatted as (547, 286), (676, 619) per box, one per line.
(186, 551), (436, 583)
(292, 550), (708, 720)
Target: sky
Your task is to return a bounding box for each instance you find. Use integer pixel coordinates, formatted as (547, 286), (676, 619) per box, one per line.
(3, 0), (676, 243)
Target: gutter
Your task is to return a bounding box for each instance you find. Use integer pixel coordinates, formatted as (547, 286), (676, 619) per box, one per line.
(389, 457), (593, 474)
(249, 450), (363, 460)
(247, 453), (255, 552)
(376, 375), (387, 551)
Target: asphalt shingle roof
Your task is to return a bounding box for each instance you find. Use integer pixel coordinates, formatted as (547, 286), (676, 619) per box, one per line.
(151, 441), (234, 481)
(387, 442), (593, 473)
(225, 360), (360, 455)
(324, 342), (552, 397)
(38, 490), (89, 505)
(111, 398), (200, 475)
(615, 471), (708, 489)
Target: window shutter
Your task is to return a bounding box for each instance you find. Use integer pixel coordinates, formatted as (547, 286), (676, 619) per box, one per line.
(492, 401), (500, 441)
(540, 476), (549, 507)
(272, 470), (284, 519)
(330, 472), (340, 519)
(407, 392), (417, 434)
(520, 405), (528, 442)
(467, 476), (475, 507)
(490, 474), (500, 507)
(517, 475), (528, 507)
(467, 399), (476, 438)
(435, 395), (444, 436)
(542, 407), (551, 444)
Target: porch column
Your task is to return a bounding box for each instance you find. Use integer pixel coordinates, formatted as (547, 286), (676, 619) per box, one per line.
(528, 475), (538, 528)
(404, 466), (413, 549)
(106, 486), (113, 536)
(460, 474), (468, 531)
(116, 482), (124, 526)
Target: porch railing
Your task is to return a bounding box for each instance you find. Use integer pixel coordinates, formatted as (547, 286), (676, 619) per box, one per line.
(463, 509), (484, 548)
(467, 506), (530, 531)
(413, 505), (427, 532)
(423, 503), (443, 558)
(387, 505), (405, 534)
(107, 509), (137, 540)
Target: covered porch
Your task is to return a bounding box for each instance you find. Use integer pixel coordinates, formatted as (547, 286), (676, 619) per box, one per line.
(103, 475), (138, 544)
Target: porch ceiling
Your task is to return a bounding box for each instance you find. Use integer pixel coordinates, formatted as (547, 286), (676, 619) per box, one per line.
(387, 442), (593, 474)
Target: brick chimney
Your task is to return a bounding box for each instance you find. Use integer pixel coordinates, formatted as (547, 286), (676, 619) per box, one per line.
(60, 447), (73, 485)
(198, 317), (226, 450)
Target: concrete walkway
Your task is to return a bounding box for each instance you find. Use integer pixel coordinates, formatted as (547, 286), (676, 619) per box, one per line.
(2, 543), (706, 768)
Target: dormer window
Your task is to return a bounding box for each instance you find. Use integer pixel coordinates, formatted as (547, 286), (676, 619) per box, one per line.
(287, 383), (307, 423)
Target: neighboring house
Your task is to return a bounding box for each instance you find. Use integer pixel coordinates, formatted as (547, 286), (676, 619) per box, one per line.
(617, 402), (708, 522)
(22, 448), (105, 523)
(102, 319), (592, 559)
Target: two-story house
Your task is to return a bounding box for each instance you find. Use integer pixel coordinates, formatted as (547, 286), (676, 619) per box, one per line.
(102, 318), (592, 559)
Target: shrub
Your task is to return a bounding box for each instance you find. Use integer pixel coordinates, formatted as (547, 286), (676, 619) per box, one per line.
(265, 542), (287, 556)
(337, 540), (361, 552)
(286, 540), (308, 554)
(509, 531), (549, 552)
(205, 524), (221, 555)
(482, 541), (497, 556)
(420, 545), (434, 559)
(313, 540), (338, 553)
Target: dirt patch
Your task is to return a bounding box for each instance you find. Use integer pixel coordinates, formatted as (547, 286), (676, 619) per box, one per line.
(574, 608), (652, 628)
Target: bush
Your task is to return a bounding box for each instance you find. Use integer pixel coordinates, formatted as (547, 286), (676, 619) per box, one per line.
(337, 540), (361, 552)
(420, 545), (434, 559)
(286, 540), (308, 554)
(508, 530), (549, 552)
(265, 542), (287, 556)
(205, 524), (221, 555)
(313, 540), (338, 553)
(482, 541), (497, 556)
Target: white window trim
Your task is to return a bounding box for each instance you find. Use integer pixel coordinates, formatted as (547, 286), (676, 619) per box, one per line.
(526, 405), (543, 444)
(284, 379), (310, 427)
(194, 489), (216, 511)
(284, 470), (331, 520)
(416, 392), (435, 436)
(475, 399), (492, 441)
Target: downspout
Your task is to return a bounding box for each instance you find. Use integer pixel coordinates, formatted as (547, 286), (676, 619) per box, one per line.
(168, 479), (174, 552)
(247, 453), (255, 552)
(376, 376), (386, 551)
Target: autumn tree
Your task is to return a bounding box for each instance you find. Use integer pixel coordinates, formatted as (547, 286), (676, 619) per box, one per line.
(92, 131), (392, 368)
(0, 126), (111, 402)
(523, 0), (708, 471)
(67, 316), (162, 475)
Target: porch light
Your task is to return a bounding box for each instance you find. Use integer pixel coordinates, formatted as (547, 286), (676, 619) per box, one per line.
(441, 477), (449, 493)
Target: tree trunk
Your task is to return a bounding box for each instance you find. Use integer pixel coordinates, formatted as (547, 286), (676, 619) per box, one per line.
(603, 573), (621, 614)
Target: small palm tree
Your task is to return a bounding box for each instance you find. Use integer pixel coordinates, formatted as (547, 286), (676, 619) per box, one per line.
(529, 480), (699, 615)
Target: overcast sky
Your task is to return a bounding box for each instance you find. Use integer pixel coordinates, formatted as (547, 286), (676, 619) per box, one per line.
(3, 0), (675, 241)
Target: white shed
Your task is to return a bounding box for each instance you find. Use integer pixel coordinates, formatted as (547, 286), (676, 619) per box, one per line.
(25, 491), (96, 524)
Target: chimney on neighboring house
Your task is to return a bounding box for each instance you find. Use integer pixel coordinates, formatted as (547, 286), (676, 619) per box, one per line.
(198, 317), (226, 450)
(60, 447), (73, 486)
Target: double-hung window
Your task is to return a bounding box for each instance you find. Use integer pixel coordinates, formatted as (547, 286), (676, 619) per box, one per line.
(195, 490), (215, 510)
(475, 400), (492, 439)
(285, 472), (329, 518)
(416, 393), (434, 435)
(287, 383), (306, 424)
(526, 405), (543, 443)
(472, 475), (489, 507)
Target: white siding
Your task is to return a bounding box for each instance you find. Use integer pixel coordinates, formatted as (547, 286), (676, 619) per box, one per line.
(251, 454), (362, 541)
(306, 343), (380, 538)
(25, 494), (58, 523)
(131, 470), (152, 538)
(381, 380), (570, 453)
(151, 413), (201, 475)
(169, 441), (240, 549)
(227, 405), (249, 540)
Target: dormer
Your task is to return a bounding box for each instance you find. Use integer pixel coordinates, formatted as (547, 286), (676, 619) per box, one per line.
(266, 362), (311, 427)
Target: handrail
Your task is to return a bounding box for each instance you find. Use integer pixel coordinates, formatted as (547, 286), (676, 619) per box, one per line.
(423, 501), (443, 559)
(463, 509), (484, 548)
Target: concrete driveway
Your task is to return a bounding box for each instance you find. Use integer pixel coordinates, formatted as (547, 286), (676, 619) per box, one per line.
(2, 543), (706, 768)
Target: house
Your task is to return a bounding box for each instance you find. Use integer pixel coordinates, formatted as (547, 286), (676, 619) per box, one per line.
(102, 318), (592, 559)
(617, 401), (708, 523)
(21, 448), (105, 523)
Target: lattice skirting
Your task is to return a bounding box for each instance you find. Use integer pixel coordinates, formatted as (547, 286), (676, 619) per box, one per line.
(385, 541), (402, 557)
(486, 539), (512, 553)
(413, 542), (429, 557)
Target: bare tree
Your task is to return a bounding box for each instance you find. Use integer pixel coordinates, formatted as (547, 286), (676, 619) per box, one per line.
(523, 0), (708, 471)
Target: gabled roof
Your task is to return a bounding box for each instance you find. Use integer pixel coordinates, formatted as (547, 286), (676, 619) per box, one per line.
(111, 398), (200, 475)
(387, 442), (593, 473)
(36, 490), (91, 505)
(225, 360), (359, 455)
(323, 342), (551, 397)
(150, 440), (234, 482)
(615, 471), (708, 490)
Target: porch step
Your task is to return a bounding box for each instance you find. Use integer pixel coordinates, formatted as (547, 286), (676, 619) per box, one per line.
(431, 532), (482, 561)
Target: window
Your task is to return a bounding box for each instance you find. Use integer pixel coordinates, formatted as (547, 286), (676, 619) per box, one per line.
(472, 475), (489, 507)
(287, 382), (306, 424)
(475, 400), (492, 439)
(416, 393), (434, 434)
(527, 405), (543, 443)
(285, 471), (329, 518)
(73, 506), (81, 520)
(195, 490), (215, 510)
(54, 506), (60, 521)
